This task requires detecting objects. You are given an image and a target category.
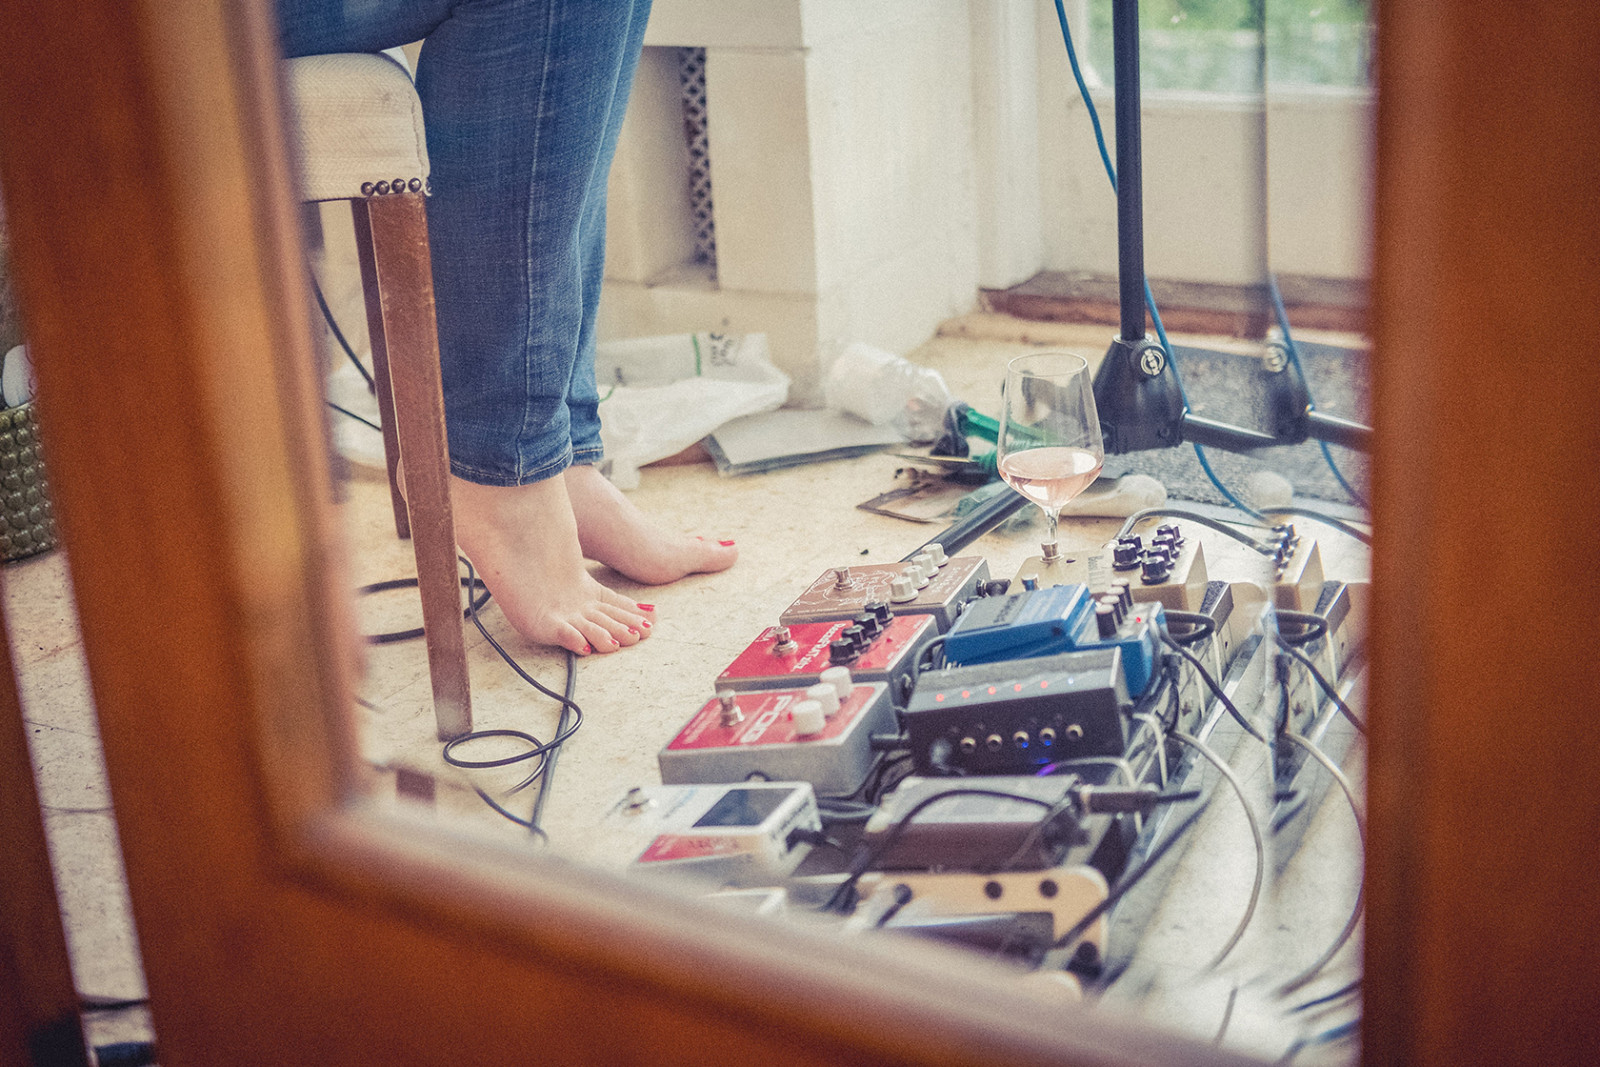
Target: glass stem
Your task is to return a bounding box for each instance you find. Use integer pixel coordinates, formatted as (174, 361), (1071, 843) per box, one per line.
(1042, 507), (1060, 557)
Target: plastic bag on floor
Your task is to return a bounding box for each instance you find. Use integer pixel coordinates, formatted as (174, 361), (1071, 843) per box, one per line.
(597, 332), (789, 489)
(822, 340), (952, 444)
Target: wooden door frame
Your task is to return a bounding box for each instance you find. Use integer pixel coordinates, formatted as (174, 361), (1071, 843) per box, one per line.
(0, 1), (1595, 1065)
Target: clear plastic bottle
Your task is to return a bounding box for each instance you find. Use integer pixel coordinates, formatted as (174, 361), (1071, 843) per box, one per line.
(822, 341), (952, 444)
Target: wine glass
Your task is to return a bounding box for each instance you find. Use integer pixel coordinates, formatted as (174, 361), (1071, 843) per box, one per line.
(996, 351), (1105, 560)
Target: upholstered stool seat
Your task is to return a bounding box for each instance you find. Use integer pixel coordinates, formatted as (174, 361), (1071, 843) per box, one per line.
(287, 52), (430, 201)
(286, 51), (470, 740)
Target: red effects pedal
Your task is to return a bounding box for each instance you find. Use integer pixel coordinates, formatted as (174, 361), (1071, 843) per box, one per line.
(659, 683), (896, 795)
(716, 614), (938, 700)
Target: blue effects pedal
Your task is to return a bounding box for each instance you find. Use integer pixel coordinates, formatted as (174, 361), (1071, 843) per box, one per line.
(941, 584), (1165, 697)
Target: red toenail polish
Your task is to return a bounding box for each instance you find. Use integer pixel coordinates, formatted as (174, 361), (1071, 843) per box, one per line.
(628, 627), (639, 635)
(637, 603), (655, 611)
(640, 619), (652, 629)
(719, 539), (737, 546)
(581, 645), (592, 655)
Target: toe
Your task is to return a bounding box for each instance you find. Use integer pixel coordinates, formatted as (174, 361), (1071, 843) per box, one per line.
(545, 620), (591, 656)
(574, 617), (621, 654)
(599, 603), (650, 640)
(694, 538), (738, 573)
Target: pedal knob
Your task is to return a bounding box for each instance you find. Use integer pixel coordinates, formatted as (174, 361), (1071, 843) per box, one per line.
(791, 699), (826, 736)
(865, 600), (893, 625)
(819, 666), (853, 698)
(1110, 578), (1133, 611)
(1141, 553), (1172, 584)
(842, 624), (869, 654)
(1095, 601), (1118, 637)
(913, 551), (938, 579)
(890, 575), (917, 603)
(853, 611), (882, 639)
(717, 690), (744, 727)
(829, 638), (858, 665)
(833, 566), (851, 588)
(1099, 592), (1125, 625)
(1021, 575), (1039, 591)
(908, 562), (931, 589)
(925, 543), (948, 567)
(1112, 538), (1143, 571)
(805, 682), (842, 716)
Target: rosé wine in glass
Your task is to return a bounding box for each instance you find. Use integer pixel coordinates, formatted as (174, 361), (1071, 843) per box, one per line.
(996, 352), (1105, 558)
(998, 445), (1105, 512)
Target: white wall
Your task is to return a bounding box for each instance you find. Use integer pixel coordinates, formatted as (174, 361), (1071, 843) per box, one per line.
(600, 0), (980, 402)
(1267, 87), (1375, 281)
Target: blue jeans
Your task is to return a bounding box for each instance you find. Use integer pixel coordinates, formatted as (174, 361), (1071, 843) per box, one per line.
(278, 0), (653, 485)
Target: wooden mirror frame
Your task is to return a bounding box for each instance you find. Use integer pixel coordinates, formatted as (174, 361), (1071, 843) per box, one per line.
(0, 2), (1595, 1064)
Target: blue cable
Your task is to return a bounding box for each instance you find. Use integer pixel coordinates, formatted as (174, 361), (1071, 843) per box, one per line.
(1052, 0), (1263, 518)
(1267, 275), (1369, 507)
(1054, 0), (1117, 192)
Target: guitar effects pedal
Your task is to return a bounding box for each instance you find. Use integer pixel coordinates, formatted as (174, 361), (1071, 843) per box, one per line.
(1096, 524), (1210, 612)
(861, 774), (1112, 871)
(901, 649), (1130, 775)
(715, 613), (937, 699)
(606, 781), (823, 888)
(658, 682), (896, 795)
(779, 547), (990, 633)
(858, 865), (1110, 957)
(940, 583), (1164, 697)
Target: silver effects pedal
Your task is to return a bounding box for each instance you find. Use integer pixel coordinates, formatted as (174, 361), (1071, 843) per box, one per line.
(606, 781), (823, 889)
(658, 681), (896, 795)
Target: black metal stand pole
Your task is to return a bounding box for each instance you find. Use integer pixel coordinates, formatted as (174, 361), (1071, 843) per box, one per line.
(1113, 0), (1146, 345)
(1093, 0), (1186, 454)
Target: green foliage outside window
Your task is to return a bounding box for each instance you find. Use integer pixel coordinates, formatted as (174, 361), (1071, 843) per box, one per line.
(1085, 0), (1373, 93)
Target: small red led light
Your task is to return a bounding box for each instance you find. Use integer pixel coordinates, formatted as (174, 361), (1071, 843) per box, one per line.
(935, 693), (946, 702)
(962, 690), (971, 699)
(1040, 680), (1049, 689)
(1014, 683), (1024, 692)
(987, 686), (998, 695)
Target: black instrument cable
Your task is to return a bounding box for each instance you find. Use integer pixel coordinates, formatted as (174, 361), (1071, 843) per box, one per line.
(356, 557), (584, 840)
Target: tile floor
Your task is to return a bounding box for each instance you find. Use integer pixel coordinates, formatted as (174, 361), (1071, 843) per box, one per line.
(12, 316), (1368, 1062)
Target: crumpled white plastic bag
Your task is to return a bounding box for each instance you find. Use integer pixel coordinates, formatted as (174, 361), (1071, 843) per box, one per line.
(596, 332), (789, 489)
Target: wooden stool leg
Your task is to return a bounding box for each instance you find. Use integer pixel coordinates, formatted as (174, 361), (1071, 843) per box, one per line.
(352, 209), (410, 541)
(352, 194), (472, 740)
(0, 620), (91, 1067)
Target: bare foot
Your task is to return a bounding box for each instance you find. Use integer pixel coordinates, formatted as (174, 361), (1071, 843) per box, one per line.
(564, 464), (738, 584)
(451, 474), (651, 655)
